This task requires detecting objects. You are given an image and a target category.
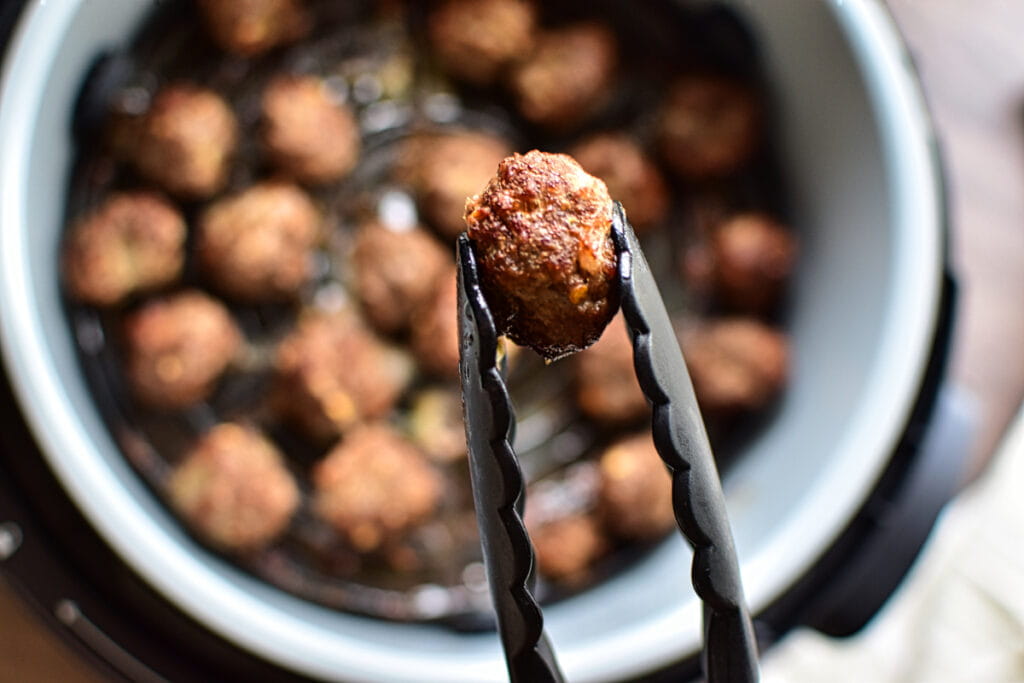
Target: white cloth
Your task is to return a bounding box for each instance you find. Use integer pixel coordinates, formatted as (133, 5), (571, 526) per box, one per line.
(763, 404), (1024, 683)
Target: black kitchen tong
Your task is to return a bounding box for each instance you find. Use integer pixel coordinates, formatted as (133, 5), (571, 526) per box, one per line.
(456, 203), (758, 683)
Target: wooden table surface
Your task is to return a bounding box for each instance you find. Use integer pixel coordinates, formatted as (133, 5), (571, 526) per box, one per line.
(2, 1), (1023, 680)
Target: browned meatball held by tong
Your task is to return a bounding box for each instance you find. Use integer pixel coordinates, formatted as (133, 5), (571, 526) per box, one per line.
(312, 423), (442, 552)
(197, 182), (322, 302)
(196, 0), (311, 56)
(123, 290), (242, 409)
(464, 150), (618, 360)
(132, 84), (238, 199)
(261, 74), (360, 185)
(169, 422), (300, 550)
(62, 192), (186, 307)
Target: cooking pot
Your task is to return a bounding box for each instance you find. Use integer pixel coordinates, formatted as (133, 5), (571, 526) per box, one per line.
(0, 1), (961, 681)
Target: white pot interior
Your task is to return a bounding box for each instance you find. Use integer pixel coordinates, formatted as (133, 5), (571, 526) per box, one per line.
(0, 1), (942, 681)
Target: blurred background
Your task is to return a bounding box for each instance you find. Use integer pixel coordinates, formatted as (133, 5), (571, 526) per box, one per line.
(1, 0), (1023, 680)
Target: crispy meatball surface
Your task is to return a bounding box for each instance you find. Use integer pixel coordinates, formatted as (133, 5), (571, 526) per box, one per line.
(63, 192), (186, 306)
(508, 22), (617, 130)
(261, 74), (360, 185)
(711, 213), (798, 314)
(428, 0), (536, 85)
(196, 0), (310, 56)
(465, 150), (618, 359)
(573, 314), (647, 424)
(657, 74), (760, 180)
(133, 84), (238, 199)
(272, 310), (414, 441)
(197, 182), (321, 302)
(169, 423), (299, 550)
(312, 423), (442, 551)
(397, 131), (512, 240)
(569, 133), (669, 233)
(123, 290), (242, 409)
(682, 318), (789, 415)
(596, 433), (675, 540)
(352, 221), (450, 334)
(410, 266), (460, 378)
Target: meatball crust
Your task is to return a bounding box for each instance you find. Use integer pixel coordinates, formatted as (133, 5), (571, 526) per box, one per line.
(657, 74), (760, 179)
(682, 318), (789, 415)
(196, 0), (311, 56)
(569, 133), (669, 233)
(597, 433), (675, 540)
(312, 423), (442, 551)
(123, 290), (242, 409)
(428, 0), (537, 85)
(465, 150), (618, 359)
(573, 314), (647, 424)
(272, 310), (414, 441)
(197, 182), (321, 302)
(397, 131), (512, 240)
(133, 84), (238, 199)
(711, 213), (797, 314)
(508, 22), (618, 130)
(410, 266), (460, 378)
(63, 192), (186, 306)
(169, 423), (299, 550)
(529, 513), (607, 582)
(261, 74), (360, 185)
(352, 221), (450, 334)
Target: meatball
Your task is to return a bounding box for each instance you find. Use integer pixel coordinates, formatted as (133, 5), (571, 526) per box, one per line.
(573, 314), (647, 424)
(710, 213), (798, 314)
(682, 318), (789, 415)
(408, 387), (466, 463)
(410, 266), (460, 378)
(428, 0), (537, 86)
(261, 74), (360, 185)
(133, 84), (238, 199)
(596, 433), (675, 540)
(312, 423), (442, 552)
(63, 192), (186, 306)
(465, 150), (618, 359)
(569, 133), (669, 233)
(351, 221), (450, 334)
(168, 423), (299, 550)
(397, 131), (511, 240)
(525, 463), (606, 582)
(508, 22), (618, 130)
(272, 310), (414, 441)
(123, 290), (242, 409)
(196, 0), (310, 56)
(529, 513), (607, 583)
(197, 182), (321, 302)
(657, 74), (760, 180)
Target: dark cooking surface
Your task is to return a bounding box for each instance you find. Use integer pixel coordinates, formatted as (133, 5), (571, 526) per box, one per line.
(62, 0), (793, 624)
